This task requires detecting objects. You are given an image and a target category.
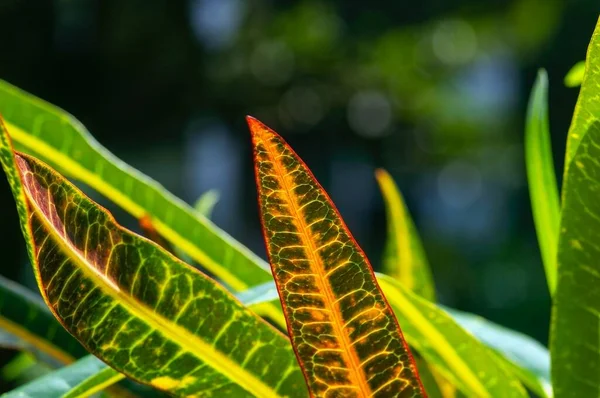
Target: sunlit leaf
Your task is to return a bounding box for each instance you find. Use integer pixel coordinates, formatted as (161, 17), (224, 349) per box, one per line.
(525, 69), (560, 294)
(0, 81), (276, 300)
(238, 276), (528, 397)
(564, 61), (585, 87)
(448, 309), (551, 397)
(551, 120), (600, 397)
(0, 118), (306, 397)
(248, 116), (425, 397)
(375, 169), (436, 300)
(194, 189), (220, 219)
(563, 17), (600, 172)
(4, 355), (124, 398)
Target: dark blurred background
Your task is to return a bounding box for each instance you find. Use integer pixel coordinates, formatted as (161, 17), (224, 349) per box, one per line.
(0, 0), (596, 351)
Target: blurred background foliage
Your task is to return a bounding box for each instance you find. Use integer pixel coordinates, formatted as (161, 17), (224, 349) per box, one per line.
(0, 0), (597, 388)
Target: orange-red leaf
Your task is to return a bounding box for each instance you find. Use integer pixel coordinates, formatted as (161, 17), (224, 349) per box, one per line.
(248, 116), (425, 398)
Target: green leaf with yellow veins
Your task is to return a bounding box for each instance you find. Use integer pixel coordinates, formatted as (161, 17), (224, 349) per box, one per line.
(375, 169), (436, 301)
(551, 120), (600, 398)
(0, 117), (306, 397)
(248, 116), (425, 397)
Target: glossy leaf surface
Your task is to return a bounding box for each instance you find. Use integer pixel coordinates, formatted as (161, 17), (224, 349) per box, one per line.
(563, 17), (600, 171)
(0, 119), (306, 397)
(375, 169), (435, 301)
(525, 69), (560, 294)
(0, 80), (275, 296)
(4, 355), (123, 398)
(551, 121), (600, 397)
(249, 117), (424, 397)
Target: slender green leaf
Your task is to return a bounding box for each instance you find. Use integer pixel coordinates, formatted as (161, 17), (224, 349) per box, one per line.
(525, 69), (560, 294)
(0, 118), (305, 397)
(249, 117), (425, 396)
(564, 61), (585, 87)
(413, 356), (443, 398)
(0, 80), (275, 297)
(3, 355), (122, 398)
(448, 309), (551, 398)
(375, 169), (436, 301)
(194, 189), (220, 219)
(239, 277), (528, 398)
(551, 120), (600, 397)
(563, 17), (600, 172)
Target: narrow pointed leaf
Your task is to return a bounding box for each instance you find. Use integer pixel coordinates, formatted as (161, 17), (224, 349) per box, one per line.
(551, 120), (600, 397)
(375, 169), (436, 301)
(564, 61), (585, 88)
(237, 277), (529, 397)
(563, 17), (600, 172)
(3, 355), (123, 398)
(248, 116), (425, 397)
(0, 119), (306, 397)
(0, 80), (275, 297)
(0, 275), (87, 366)
(448, 309), (551, 398)
(525, 69), (560, 294)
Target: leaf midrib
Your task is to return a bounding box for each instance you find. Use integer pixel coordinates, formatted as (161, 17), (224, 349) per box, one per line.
(263, 136), (371, 397)
(18, 155), (279, 398)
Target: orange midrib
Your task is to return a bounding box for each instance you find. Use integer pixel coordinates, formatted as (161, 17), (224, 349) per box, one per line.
(262, 136), (371, 397)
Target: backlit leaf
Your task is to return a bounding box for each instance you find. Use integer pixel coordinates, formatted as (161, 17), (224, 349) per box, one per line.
(0, 117), (306, 397)
(0, 80), (276, 299)
(551, 120), (600, 397)
(525, 69), (560, 294)
(375, 169), (436, 301)
(563, 17), (600, 172)
(248, 116), (425, 397)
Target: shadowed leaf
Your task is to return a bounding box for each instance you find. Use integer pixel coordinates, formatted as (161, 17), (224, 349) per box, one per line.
(525, 69), (560, 294)
(375, 169), (435, 301)
(248, 116), (424, 397)
(551, 120), (600, 397)
(0, 117), (306, 397)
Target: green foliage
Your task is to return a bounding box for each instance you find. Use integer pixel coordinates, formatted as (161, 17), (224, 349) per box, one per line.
(0, 15), (599, 398)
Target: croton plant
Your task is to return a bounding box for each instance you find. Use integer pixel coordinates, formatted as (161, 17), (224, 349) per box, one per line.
(0, 15), (599, 398)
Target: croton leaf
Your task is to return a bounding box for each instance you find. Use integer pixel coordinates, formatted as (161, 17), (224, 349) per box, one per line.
(248, 116), (425, 397)
(375, 169), (436, 301)
(0, 117), (306, 397)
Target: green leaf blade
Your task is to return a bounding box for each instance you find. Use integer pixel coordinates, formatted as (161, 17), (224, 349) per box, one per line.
(525, 69), (560, 294)
(375, 169), (436, 301)
(0, 121), (306, 397)
(551, 121), (600, 398)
